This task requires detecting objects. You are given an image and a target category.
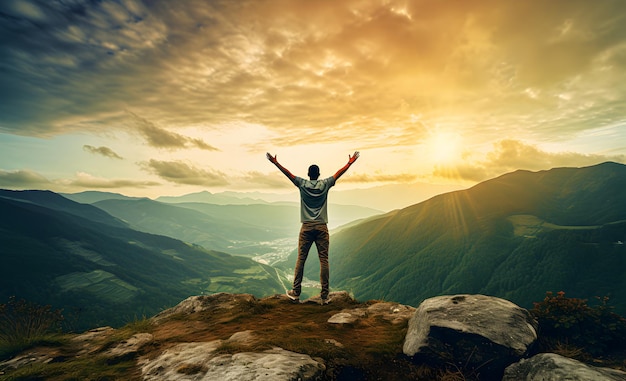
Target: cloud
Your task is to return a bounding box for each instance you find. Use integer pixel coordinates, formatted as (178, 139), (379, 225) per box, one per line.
(83, 145), (123, 159)
(434, 139), (626, 182)
(141, 159), (229, 186)
(341, 172), (419, 184)
(0, 0), (167, 135)
(0, 165), (164, 192)
(0, 168), (159, 191)
(235, 170), (416, 189)
(1, 0), (625, 146)
(65, 172), (160, 189)
(0, 169), (51, 188)
(127, 112), (219, 151)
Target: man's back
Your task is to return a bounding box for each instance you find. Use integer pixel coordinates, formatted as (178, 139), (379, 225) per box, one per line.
(294, 176), (336, 223)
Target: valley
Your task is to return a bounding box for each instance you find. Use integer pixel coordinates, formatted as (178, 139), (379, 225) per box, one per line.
(251, 237), (297, 266)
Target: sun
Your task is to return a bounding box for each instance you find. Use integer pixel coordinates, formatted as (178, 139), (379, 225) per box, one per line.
(426, 131), (462, 163)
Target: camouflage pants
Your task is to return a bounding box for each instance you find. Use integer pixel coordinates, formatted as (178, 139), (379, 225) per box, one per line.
(292, 222), (329, 299)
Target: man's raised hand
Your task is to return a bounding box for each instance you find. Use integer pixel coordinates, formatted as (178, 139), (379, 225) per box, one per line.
(266, 152), (278, 164)
(349, 151), (360, 164)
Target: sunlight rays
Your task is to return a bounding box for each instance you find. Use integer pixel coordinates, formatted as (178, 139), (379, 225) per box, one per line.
(426, 131), (463, 164)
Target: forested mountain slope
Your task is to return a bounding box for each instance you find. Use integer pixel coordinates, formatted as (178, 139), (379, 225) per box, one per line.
(326, 162), (626, 312)
(0, 192), (283, 330)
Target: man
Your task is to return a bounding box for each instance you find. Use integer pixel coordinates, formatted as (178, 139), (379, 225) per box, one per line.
(266, 151), (360, 304)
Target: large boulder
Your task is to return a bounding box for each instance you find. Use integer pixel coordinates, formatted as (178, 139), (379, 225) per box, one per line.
(503, 353), (626, 381)
(403, 294), (538, 379)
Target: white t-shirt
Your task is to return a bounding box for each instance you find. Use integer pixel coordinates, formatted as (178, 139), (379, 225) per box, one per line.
(293, 176), (336, 223)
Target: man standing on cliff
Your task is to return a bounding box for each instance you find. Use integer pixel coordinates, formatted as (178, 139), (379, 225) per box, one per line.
(266, 151), (360, 304)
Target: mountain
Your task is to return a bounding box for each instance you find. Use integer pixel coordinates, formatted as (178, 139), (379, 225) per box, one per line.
(0, 189), (128, 228)
(0, 191), (284, 330)
(172, 201), (383, 230)
(61, 190), (143, 204)
(155, 191), (385, 229)
(156, 182), (465, 212)
(156, 190), (268, 205)
(296, 162), (626, 312)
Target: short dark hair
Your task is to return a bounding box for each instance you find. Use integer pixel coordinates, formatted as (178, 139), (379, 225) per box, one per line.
(308, 164), (320, 179)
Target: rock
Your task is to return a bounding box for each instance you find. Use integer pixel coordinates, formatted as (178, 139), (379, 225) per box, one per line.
(141, 329), (324, 380)
(153, 293), (256, 323)
(71, 326), (115, 342)
(140, 342), (325, 381)
(324, 291), (353, 304)
(140, 341), (221, 379)
(0, 327), (152, 374)
(327, 299), (415, 325)
(328, 312), (358, 324)
(227, 330), (257, 345)
(299, 291), (354, 305)
(212, 348), (325, 381)
(0, 351), (54, 371)
(324, 339), (344, 348)
(503, 353), (626, 381)
(366, 302), (416, 324)
(102, 333), (153, 363)
(71, 326), (116, 357)
(403, 294), (538, 379)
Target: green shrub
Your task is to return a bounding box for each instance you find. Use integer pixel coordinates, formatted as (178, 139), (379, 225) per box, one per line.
(0, 296), (64, 359)
(531, 291), (626, 355)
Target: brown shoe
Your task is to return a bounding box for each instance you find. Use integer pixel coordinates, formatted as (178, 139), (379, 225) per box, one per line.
(286, 290), (299, 301)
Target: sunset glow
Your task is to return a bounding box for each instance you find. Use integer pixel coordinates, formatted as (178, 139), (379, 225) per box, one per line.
(427, 131), (462, 164)
(1, 0), (625, 199)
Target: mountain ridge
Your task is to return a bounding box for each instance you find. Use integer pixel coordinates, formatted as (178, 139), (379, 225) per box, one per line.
(1, 189), (128, 228)
(314, 162), (626, 312)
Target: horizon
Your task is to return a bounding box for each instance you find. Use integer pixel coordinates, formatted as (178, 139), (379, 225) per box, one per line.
(1, 179), (467, 213)
(5, 160), (624, 213)
(2, 1), (626, 198)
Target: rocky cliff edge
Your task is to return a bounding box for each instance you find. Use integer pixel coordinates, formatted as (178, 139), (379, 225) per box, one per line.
(1, 292), (625, 381)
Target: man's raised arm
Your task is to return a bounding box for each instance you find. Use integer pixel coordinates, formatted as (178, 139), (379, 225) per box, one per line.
(267, 152), (296, 182)
(333, 151), (360, 181)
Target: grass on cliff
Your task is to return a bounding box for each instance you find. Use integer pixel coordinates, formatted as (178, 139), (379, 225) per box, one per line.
(147, 294), (437, 380)
(0, 313), (154, 381)
(0, 297), (66, 360)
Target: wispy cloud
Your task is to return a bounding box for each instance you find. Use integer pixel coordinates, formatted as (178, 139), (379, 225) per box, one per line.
(141, 159), (229, 186)
(342, 172), (419, 184)
(65, 172), (160, 189)
(434, 139), (626, 182)
(83, 145), (123, 159)
(127, 112), (219, 151)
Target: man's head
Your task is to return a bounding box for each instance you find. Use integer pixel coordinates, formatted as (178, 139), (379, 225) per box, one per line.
(308, 164), (320, 180)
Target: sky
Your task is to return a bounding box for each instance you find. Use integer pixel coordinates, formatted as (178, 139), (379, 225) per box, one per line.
(1, 0), (626, 199)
